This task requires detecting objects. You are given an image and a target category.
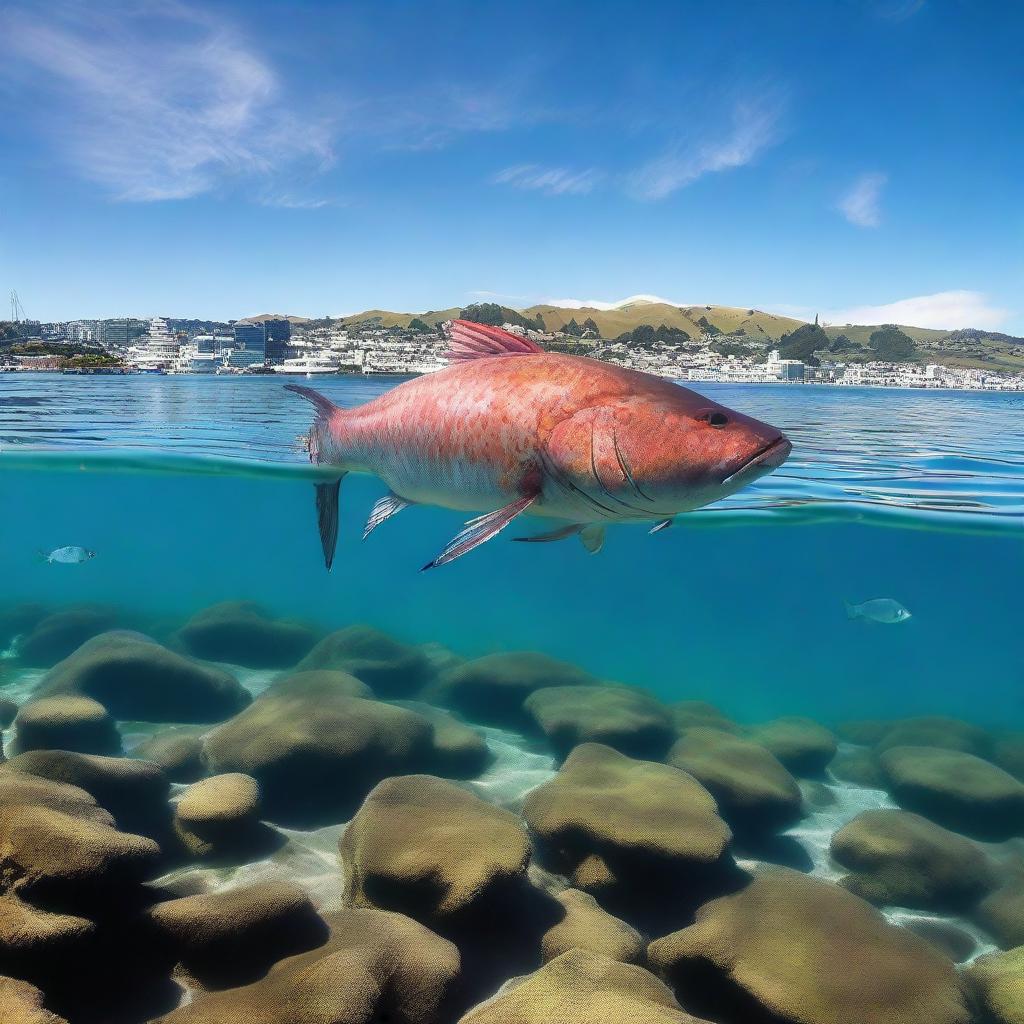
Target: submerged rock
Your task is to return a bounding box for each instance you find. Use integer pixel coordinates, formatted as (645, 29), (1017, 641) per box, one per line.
(259, 667), (373, 700)
(830, 808), (995, 911)
(16, 606), (119, 668)
(976, 879), (1024, 949)
(133, 726), (209, 783)
(173, 772), (276, 860)
(0, 975), (69, 1024)
(747, 716), (838, 775)
(523, 685), (675, 760)
(36, 631), (250, 723)
(669, 700), (740, 735)
(829, 747), (886, 788)
(0, 697), (19, 729)
(648, 867), (972, 1024)
(2, 749), (172, 842)
(878, 745), (1024, 840)
(458, 949), (709, 1024)
(873, 716), (993, 757)
(965, 946), (1024, 1024)
(205, 691), (437, 826)
(341, 774), (533, 927)
(993, 732), (1024, 781)
(9, 695), (122, 756)
(145, 880), (328, 988)
(541, 889), (645, 965)
(0, 603), (49, 650)
(156, 907), (461, 1024)
(431, 651), (599, 728)
(523, 743), (735, 931)
(667, 727), (802, 836)
(176, 601), (319, 668)
(294, 624), (434, 697)
(393, 703), (492, 779)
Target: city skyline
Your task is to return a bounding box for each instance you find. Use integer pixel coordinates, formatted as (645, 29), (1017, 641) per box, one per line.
(1, 1), (1022, 332)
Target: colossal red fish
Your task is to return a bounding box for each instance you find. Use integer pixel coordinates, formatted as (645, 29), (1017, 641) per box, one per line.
(288, 319), (791, 570)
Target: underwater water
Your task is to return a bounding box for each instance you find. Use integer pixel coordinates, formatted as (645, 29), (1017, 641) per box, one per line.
(1, 371), (1023, 1024)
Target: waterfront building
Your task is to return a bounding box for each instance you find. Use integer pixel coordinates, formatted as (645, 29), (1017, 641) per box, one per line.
(97, 318), (147, 348)
(263, 319), (292, 362)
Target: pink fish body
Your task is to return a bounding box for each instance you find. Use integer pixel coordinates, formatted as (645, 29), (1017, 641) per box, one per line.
(290, 320), (791, 569)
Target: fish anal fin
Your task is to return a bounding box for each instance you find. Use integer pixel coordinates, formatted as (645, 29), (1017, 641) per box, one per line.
(364, 492), (412, 540)
(422, 494), (538, 570)
(513, 523), (585, 544)
(315, 475), (345, 571)
(444, 320), (545, 363)
(580, 525), (605, 554)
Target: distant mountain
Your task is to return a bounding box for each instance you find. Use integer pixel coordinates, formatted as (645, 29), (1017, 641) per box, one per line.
(237, 313), (310, 324)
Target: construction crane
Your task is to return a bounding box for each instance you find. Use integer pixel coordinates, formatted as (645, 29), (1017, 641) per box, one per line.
(9, 290), (26, 323)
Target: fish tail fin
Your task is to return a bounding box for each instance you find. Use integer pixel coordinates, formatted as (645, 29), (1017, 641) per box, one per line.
(284, 383), (345, 464)
(844, 600), (858, 620)
(35, 550), (49, 564)
(314, 474), (346, 572)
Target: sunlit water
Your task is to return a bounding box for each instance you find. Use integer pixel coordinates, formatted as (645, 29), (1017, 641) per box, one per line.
(1, 372), (1022, 1018)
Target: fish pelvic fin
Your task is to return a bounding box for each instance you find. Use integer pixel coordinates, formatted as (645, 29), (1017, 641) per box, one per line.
(363, 492), (412, 540)
(580, 525), (605, 554)
(285, 383), (343, 464)
(444, 320), (545, 363)
(422, 494), (538, 571)
(315, 475), (346, 572)
(513, 523), (586, 544)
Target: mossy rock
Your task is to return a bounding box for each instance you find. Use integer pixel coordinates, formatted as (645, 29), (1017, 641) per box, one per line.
(669, 700), (740, 735)
(0, 697), (19, 729)
(431, 651), (599, 728)
(458, 949), (708, 1023)
(829, 748), (885, 789)
(341, 774), (532, 928)
(523, 685), (675, 760)
(9, 696), (121, 756)
(975, 880), (1024, 949)
(878, 745), (1024, 840)
(393, 702), (491, 779)
(205, 691), (436, 826)
(747, 716), (837, 776)
(830, 808), (995, 911)
(176, 601), (318, 669)
(648, 866), (972, 1024)
(964, 946), (1024, 1023)
(35, 631), (250, 724)
(294, 625), (433, 697)
(155, 907), (461, 1024)
(259, 668), (373, 701)
(836, 719), (893, 745)
(0, 975), (69, 1023)
(873, 717), (992, 757)
(667, 727), (802, 836)
(145, 880), (328, 988)
(16, 606), (120, 668)
(173, 773), (275, 860)
(133, 727), (209, 783)
(993, 732), (1024, 781)
(2, 749), (171, 841)
(523, 744), (734, 930)
(541, 889), (645, 965)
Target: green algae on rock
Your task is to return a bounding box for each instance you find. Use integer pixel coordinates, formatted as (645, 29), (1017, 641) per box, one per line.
(540, 888), (645, 965)
(746, 716), (838, 775)
(964, 946), (1024, 1024)
(176, 601), (319, 668)
(9, 695), (122, 756)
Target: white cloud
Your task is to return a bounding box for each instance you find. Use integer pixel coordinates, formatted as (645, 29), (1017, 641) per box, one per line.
(627, 99), (782, 201)
(492, 164), (602, 197)
(822, 290), (1009, 330)
(540, 294), (691, 310)
(837, 172), (887, 227)
(0, 3), (334, 201)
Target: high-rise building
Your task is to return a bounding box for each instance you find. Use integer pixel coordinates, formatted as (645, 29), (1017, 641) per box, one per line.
(97, 318), (147, 348)
(232, 323), (266, 360)
(263, 319), (292, 362)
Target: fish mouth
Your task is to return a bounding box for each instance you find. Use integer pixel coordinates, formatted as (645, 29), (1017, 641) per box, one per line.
(723, 434), (792, 484)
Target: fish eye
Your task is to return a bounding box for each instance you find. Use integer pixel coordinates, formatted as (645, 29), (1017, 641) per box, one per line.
(696, 410), (729, 428)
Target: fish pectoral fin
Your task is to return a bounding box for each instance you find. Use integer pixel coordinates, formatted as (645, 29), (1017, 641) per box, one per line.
(314, 475), (346, 572)
(649, 518), (674, 534)
(512, 523), (586, 544)
(580, 525), (605, 554)
(422, 494), (538, 571)
(363, 492), (412, 540)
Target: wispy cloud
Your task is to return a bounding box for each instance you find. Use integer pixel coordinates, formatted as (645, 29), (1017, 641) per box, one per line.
(838, 172), (887, 227)
(823, 290), (1009, 330)
(627, 98), (783, 201)
(258, 194), (337, 210)
(492, 164), (603, 196)
(0, 2), (334, 201)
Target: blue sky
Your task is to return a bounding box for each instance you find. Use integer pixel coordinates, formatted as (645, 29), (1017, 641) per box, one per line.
(1, 0), (1021, 331)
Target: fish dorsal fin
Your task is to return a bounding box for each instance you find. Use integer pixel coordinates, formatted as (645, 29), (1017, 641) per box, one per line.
(445, 320), (545, 362)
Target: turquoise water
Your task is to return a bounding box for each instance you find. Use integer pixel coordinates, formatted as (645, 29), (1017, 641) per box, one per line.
(2, 374), (1021, 725)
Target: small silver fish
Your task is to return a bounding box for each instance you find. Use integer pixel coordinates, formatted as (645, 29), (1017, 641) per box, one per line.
(39, 546), (96, 565)
(845, 598), (911, 624)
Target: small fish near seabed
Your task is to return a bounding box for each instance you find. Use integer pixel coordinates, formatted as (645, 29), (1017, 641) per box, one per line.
(288, 319), (792, 571)
(845, 598), (912, 624)
(39, 546), (97, 565)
